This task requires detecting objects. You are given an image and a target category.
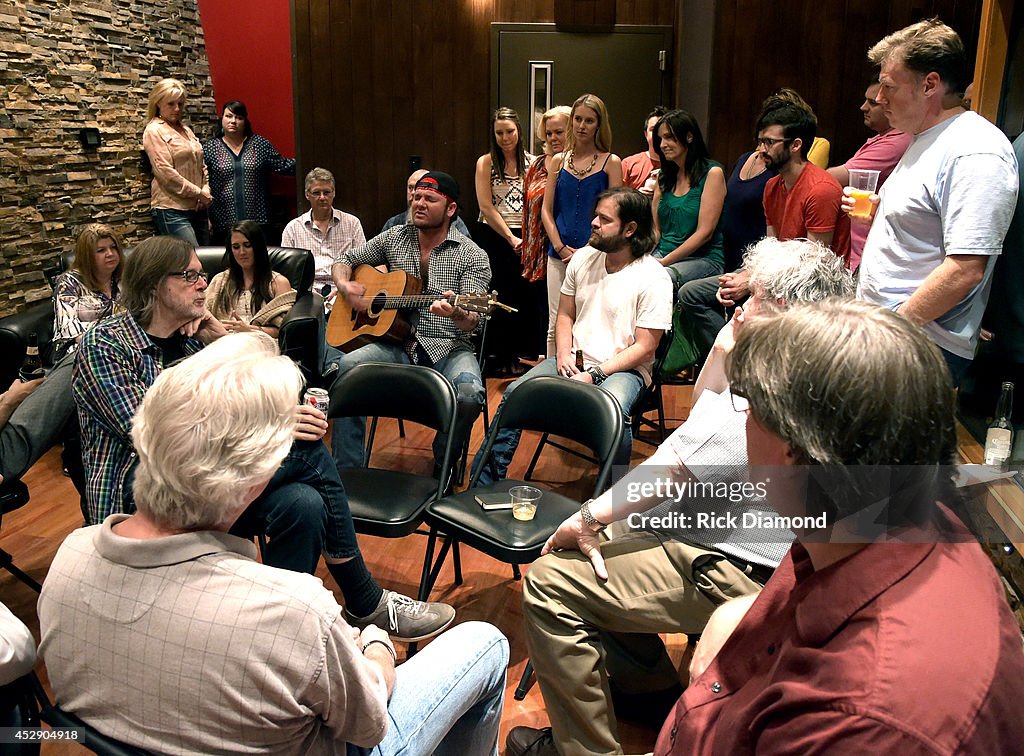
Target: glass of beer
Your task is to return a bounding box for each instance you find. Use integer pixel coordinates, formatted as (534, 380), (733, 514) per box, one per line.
(510, 485), (543, 521)
(847, 169), (880, 220)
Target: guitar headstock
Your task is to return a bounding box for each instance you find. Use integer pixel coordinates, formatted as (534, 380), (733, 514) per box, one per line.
(451, 291), (518, 314)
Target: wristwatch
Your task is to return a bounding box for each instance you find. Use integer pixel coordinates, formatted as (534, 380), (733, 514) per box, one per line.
(586, 365), (608, 385)
(580, 499), (608, 533)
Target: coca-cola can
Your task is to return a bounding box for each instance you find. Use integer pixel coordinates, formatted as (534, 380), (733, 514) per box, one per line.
(304, 387), (330, 415)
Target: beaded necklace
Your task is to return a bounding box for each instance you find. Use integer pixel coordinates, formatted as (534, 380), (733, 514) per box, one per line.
(566, 150), (598, 177)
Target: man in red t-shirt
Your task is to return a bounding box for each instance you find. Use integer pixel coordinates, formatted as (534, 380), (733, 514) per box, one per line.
(759, 103), (851, 263)
(621, 106), (667, 197)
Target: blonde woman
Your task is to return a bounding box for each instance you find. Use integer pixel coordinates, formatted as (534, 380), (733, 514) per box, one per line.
(540, 94), (622, 353)
(142, 78), (211, 245)
(52, 223), (125, 358)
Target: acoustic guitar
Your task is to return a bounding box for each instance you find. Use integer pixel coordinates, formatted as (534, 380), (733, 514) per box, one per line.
(326, 265), (514, 352)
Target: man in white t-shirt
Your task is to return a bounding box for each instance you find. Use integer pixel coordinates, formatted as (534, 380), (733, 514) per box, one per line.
(852, 20), (1019, 385)
(472, 187), (673, 485)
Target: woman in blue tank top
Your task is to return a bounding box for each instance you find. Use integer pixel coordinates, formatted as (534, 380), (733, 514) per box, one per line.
(540, 93), (622, 351)
(651, 109), (726, 291)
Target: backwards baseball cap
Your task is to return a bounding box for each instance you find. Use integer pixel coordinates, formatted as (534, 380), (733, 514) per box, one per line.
(414, 171), (459, 203)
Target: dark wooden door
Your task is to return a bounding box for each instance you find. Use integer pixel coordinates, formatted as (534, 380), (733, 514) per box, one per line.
(492, 23), (673, 157)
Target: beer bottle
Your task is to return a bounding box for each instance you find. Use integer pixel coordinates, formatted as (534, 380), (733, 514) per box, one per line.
(575, 349), (585, 373)
(18, 333), (45, 382)
(984, 381), (1014, 470)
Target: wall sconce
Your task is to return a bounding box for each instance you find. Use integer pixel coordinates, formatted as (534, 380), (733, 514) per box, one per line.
(78, 128), (101, 151)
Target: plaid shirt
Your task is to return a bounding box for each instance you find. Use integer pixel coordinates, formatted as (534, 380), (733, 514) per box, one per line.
(73, 313), (202, 524)
(336, 223), (491, 363)
(282, 208), (366, 295)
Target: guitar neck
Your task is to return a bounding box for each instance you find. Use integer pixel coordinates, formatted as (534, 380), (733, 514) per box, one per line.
(376, 294), (453, 311)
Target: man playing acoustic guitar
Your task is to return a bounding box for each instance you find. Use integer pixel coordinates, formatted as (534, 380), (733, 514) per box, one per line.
(331, 171), (492, 476)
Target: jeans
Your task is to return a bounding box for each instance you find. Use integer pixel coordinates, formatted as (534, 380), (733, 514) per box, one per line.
(545, 256), (567, 357)
(231, 439), (359, 572)
(0, 352), (76, 483)
(471, 358), (643, 486)
(366, 621), (508, 756)
(660, 255), (723, 293)
(941, 347), (972, 388)
(152, 208), (209, 247)
(330, 342), (485, 470)
(678, 274), (729, 364)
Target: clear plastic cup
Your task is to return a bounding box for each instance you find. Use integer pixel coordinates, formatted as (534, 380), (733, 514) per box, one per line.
(848, 169), (880, 219)
(510, 485), (543, 521)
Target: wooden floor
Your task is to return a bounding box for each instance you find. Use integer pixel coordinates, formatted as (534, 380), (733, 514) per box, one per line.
(0, 374), (696, 755)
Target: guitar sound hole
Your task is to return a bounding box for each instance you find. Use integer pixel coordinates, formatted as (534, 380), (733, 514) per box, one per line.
(369, 292), (387, 316)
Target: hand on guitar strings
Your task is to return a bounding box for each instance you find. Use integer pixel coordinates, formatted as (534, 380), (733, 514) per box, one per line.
(338, 280), (368, 312)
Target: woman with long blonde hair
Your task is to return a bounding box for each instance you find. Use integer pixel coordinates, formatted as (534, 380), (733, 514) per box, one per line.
(540, 94), (622, 352)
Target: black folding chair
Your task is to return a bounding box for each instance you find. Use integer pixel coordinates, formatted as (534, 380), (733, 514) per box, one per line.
(417, 375), (623, 599)
(328, 362), (457, 539)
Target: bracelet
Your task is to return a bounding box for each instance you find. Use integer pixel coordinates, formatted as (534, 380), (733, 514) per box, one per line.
(580, 498), (608, 533)
(362, 638), (397, 663)
(586, 365), (608, 385)
(558, 244), (567, 254)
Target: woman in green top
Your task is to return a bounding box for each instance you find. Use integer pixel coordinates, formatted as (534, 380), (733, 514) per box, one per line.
(651, 109), (726, 290)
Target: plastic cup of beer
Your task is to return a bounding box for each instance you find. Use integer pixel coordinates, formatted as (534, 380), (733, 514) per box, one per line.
(847, 169), (880, 219)
(510, 485), (543, 521)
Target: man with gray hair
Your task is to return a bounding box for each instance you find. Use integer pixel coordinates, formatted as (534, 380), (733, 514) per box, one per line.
(73, 235), (455, 642)
(853, 19), (1018, 386)
(508, 237), (853, 756)
(45, 331), (510, 754)
(282, 166), (366, 299)
(654, 300), (1024, 752)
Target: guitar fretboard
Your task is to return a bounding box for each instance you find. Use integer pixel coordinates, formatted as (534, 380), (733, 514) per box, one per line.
(365, 294), (453, 311)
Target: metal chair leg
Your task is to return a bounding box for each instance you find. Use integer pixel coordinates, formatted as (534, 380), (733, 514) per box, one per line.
(514, 660), (536, 700)
(0, 548), (41, 593)
(418, 530), (454, 602)
(511, 563), (521, 581)
(418, 529), (440, 602)
(524, 432), (548, 480)
(452, 540), (463, 585)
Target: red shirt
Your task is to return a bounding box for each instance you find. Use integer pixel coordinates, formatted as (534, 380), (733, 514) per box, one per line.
(844, 128), (913, 270)
(763, 163), (851, 264)
(622, 151), (658, 194)
(655, 506), (1024, 755)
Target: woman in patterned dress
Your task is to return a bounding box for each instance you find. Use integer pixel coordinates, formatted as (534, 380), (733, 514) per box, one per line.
(205, 220), (292, 338)
(52, 223), (125, 360)
(203, 101), (296, 245)
(474, 107), (537, 372)
(521, 105), (571, 357)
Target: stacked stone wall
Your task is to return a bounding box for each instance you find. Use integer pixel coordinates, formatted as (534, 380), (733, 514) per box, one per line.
(0, 0), (214, 316)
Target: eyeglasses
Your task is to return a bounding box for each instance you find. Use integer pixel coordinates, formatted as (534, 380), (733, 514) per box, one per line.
(729, 390), (751, 415)
(755, 136), (792, 149)
(168, 270), (208, 284)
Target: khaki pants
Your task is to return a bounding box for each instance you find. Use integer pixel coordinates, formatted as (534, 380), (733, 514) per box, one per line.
(522, 532), (764, 755)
